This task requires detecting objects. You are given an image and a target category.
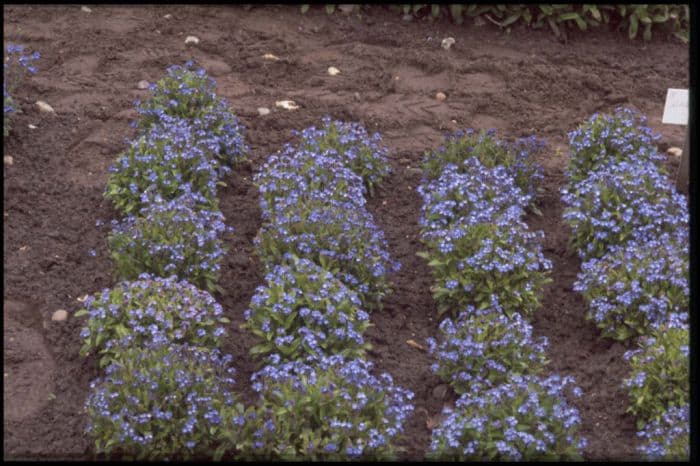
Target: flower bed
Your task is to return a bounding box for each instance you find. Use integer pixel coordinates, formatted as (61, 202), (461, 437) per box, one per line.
(418, 128), (587, 460)
(562, 107), (689, 460)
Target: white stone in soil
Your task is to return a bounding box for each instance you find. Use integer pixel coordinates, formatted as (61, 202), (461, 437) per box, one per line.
(81, 6), (92, 13)
(35, 101), (55, 113)
(257, 107), (271, 116)
(137, 80), (150, 90)
(51, 310), (68, 322)
(667, 147), (683, 157)
(4, 155), (13, 166)
(441, 37), (455, 50)
(184, 35), (200, 45)
(275, 100), (299, 110)
(327, 66), (340, 76)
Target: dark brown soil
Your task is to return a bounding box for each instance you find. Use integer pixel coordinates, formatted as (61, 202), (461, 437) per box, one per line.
(3, 4), (688, 461)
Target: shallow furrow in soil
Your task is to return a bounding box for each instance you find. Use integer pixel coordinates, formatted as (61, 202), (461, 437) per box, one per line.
(363, 151), (444, 460)
(527, 164), (639, 461)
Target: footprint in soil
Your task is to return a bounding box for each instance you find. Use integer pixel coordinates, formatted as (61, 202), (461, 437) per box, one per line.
(4, 299), (45, 332)
(3, 303), (57, 423)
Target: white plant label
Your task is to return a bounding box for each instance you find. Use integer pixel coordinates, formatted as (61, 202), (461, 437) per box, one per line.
(662, 88), (688, 125)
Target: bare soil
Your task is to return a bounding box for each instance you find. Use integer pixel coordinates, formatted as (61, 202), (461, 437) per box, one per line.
(3, 4), (688, 460)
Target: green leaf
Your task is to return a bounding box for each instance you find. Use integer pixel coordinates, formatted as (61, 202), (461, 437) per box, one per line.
(501, 13), (521, 27)
(431, 4), (440, 18)
(449, 4), (464, 24)
(325, 4), (335, 15)
(74, 308), (89, 317)
(629, 14), (639, 39)
(300, 4), (310, 14)
(547, 17), (561, 36)
(415, 251), (430, 259)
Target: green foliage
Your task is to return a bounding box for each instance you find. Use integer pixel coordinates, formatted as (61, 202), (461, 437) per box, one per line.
(85, 343), (245, 460)
(242, 257), (371, 362)
(574, 233), (689, 341)
(75, 275), (229, 368)
(623, 315), (689, 428)
(107, 191), (230, 293)
(296, 117), (391, 197)
(420, 220), (551, 318)
(422, 129), (544, 202)
(426, 306), (548, 395)
(104, 118), (221, 216)
(254, 196), (397, 310)
(306, 4), (689, 41)
(565, 107), (665, 186)
(135, 61), (247, 168)
(428, 374), (586, 460)
(228, 356), (414, 460)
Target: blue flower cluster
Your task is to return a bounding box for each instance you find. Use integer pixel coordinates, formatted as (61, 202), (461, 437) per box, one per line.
(561, 159), (688, 260)
(4, 43), (40, 137)
(237, 354), (414, 460)
(565, 107), (666, 184)
(106, 114), (225, 215)
(243, 256), (370, 361)
(418, 151), (551, 318)
(636, 403), (689, 460)
(573, 232), (689, 340)
(241, 118), (412, 459)
(85, 340), (243, 460)
(294, 115), (391, 196)
(562, 108), (689, 459)
(255, 144), (367, 222)
(103, 61), (244, 287)
(428, 374), (586, 460)
(108, 190), (232, 292)
(622, 312), (688, 433)
(79, 62), (247, 459)
(76, 274), (229, 368)
(422, 128), (545, 201)
(419, 131), (585, 459)
(253, 120), (399, 308)
(134, 60), (248, 167)
(426, 303), (548, 394)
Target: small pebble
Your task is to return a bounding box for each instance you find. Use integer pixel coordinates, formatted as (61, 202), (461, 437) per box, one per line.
(163, 14), (172, 19)
(35, 101), (55, 113)
(667, 147), (683, 157)
(441, 37), (455, 50)
(436, 92), (447, 101)
(81, 6), (92, 13)
(28, 124), (38, 129)
(136, 80), (150, 90)
(184, 35), (200, 45)
(327, 66), (340, 76)
(405, 167), (422, 176)
(399, 158), (410, 164)
(262, 53), (280, 61)
(353, 92), (361, 102)
(4, 155), (13, 166)
(257, 107), (271, 116)
(51, 310), (68, 322)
